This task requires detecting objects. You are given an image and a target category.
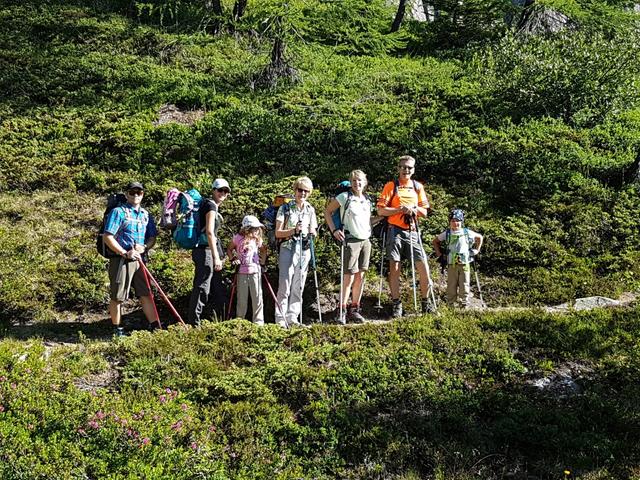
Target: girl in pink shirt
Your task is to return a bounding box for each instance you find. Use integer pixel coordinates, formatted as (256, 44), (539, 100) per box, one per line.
(227, 215), (267, 325)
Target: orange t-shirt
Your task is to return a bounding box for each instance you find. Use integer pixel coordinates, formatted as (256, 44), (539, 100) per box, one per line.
(376, 180), (429, 229)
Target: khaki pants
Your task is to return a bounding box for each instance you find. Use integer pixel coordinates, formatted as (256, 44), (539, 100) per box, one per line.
(446, 264), (471, 307)
(108, 257), (149, 301)
(236, 273), (264, 325)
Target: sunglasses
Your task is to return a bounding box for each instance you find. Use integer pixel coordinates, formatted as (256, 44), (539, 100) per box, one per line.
(297, 188), (310, 194)
(127, 190), (144, 196)
(216, 188), (230, 194)
(399, 166), (415, 171)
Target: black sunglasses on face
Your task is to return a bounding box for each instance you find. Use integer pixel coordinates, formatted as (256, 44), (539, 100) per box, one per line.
(297, 188), (310, 194)
(216, 188), (230, 194)
(127, 190), (144, 196)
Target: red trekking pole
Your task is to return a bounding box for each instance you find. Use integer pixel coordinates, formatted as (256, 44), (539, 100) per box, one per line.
(138, 260), (186, 326)
(139, 260), (162, 329)
(227, 271), (239, 320)
(262, 268), (285, 319)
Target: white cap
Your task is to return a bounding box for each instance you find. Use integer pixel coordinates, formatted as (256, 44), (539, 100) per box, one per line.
(241, 215), (264, 229)
(212, 178), (230, 191)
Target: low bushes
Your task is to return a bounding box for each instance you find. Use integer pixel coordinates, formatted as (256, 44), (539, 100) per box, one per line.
(0, 309), (638, 478)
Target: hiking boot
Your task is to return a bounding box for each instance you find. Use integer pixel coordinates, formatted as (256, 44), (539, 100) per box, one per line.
(347, 305), (365, 324)
(421, 299), (436, 314)
(391, 300), (403, 318)
(113, 326), (126, 338)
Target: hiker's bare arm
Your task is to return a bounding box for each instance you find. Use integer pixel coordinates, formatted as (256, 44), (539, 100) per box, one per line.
(377, 204), (399, 217)
(473, 234), (483, 252)
(275, 219), (297, 238)
(144, 237), (156, 252)
(433, 237), (443, 257)
(324, 199), (344, 241)
(226, 240), (235, 262)
(205, 210), (223, 270)
(415, 205), (429, 218)
(103, 233), (143, 260)
(103, 233), (127, 256)
(324, 199), (340, 230)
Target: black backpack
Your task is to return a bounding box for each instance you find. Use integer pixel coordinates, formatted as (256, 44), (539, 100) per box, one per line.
(96, 193), (127, 258)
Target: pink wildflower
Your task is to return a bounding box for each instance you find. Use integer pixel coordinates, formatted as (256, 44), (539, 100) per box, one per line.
(140, 437), (150, 447)
(159, 395), (167, 404)
(170, 420), (183, 432)
(77, 428), (87, 436)
(181, 403), (188, 411)
(190, 442), (198, 450)
(94, 411), (106, 420)
(87, 420), (100, 430)
(0, 405), (4, 413)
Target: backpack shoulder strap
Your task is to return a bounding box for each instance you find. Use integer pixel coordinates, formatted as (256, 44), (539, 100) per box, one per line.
(464, 227), (472, 246)
(339, 191), (353, 227)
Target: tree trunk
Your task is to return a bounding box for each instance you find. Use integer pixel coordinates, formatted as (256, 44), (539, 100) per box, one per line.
(391, 0), (407, 32)
(233, 0), (247, 21)
(204, 0), (223, 33)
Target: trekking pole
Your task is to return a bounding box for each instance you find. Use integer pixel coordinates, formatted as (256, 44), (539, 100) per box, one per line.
(339, 236), (345, 322)
(227, 270), (238, 320)
(376, 228), (387, 311)
(409, 217), (418, 312)
(137, 260), (188, 326)
(473, 261), (485, 307)
(412, 215), (438, 312)
(298, 233), (304, 326)
(262, 268), (285, 320)
(297, 212), (306, 326)
(139, 259), (162, 329)
(310, 236), (323, 324)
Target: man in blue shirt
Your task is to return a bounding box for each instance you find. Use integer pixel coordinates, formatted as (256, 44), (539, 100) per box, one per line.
(102, 181), (160, 336)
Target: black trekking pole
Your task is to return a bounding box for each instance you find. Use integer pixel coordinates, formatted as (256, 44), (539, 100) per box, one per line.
(407, 215), (420, 312)
(310, 236), (323, 324)
(412, 215), (438, 313)
(473, 258), (486, 308)
(375, 228), (386, 312)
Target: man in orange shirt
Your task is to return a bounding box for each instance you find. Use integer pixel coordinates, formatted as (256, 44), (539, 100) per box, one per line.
(377, 155), (433, 317)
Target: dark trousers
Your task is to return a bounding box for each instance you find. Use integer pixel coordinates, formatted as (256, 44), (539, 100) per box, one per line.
(188, 247), (226, 326)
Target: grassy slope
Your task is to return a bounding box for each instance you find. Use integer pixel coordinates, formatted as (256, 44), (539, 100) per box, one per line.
(2, 3), (640, 321)
(1, 3), (640, 478)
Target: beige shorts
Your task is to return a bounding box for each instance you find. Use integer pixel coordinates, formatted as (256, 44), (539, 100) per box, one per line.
(343, 239), (371, 274)
(108, 257), (150, 301)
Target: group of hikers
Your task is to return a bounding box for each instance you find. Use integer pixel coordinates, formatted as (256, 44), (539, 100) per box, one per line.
(101, 155), (483, 337)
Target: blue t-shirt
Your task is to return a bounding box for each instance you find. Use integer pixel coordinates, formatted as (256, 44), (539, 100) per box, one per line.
(104, 204), (157, 251)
